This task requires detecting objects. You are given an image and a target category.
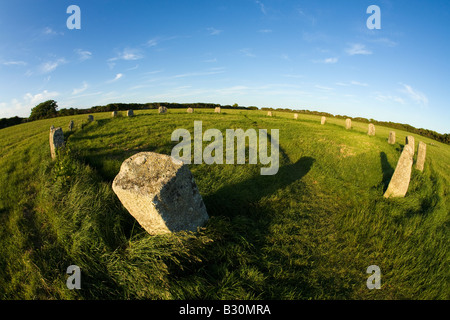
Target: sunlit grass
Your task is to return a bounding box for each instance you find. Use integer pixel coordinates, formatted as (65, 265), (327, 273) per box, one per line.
(0, 109), (448, 299)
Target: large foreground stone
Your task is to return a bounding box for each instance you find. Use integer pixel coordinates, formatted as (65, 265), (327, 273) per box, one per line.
(383, 144), (414, 198)
(112, 152), (209, 235)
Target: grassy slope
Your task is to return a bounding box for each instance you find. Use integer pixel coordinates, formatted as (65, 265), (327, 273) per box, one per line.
(0, 109), (448, 299)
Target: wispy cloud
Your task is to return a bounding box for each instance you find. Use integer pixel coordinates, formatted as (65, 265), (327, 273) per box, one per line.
(255, 1), (266, 14)
(346, 43), (372, 55)
(2, 61), (27, 66)
(240, 48), (256, 58)
(259, 29), (272, 33)
(72, 82), (88, 95)
(39, 58), (67, 73)
(109, 48), (143, 62)
(336, 81), (369, 87)
(313, 57), (338, 64)
(400, 83), (428, 106)
(107, 73), (123, 83)
(146, 38), (159, 47)
(43, 27), (64, 36)
(75, 49), (92, 61)
(374, 93), (405, 105)
(207, 27), (223, 36)
(315, 85), (335, 91)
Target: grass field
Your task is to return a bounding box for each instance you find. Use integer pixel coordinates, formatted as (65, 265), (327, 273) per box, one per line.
(0, 108), (448, 299)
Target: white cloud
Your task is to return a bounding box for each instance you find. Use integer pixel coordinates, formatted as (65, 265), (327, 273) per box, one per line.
(314, 57), (338, 64)
(147, 38), (159, 47)
(109, 48), (143, 62)
(75, 49), (92, 61)
(24, 90), (60, 106)
(39, 58), (67, 73)
(108, 73), (123, 83)
(207, 27), (223, 36)
(240, 48), (256, 58)
(72, 82), (88, 95)
(3, 61), (27, 66)
(255, 0), (266, 14)
(315, 85), (334, 91)
(350, 81), (368, 87)
(43, 27), (63, 36)
(259, 29), (272, 33)
(400, 84), (428, 106)
(374, 93), (405, 105)
(346, 43), (372, 55)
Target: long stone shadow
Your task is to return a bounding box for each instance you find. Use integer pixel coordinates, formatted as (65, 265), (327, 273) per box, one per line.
(203, 156), (315, 217)
(380, 151), (394, 192)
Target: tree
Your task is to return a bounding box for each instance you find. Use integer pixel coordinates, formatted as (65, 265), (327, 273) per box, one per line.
(29, 100), (58, 121)
(232, 103), (239, 107)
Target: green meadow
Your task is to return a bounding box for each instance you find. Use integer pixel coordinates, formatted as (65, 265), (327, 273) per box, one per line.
(0, 108), (448, 299)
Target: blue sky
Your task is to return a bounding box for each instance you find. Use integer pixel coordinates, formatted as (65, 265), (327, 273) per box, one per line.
(0, 0), (449, 133)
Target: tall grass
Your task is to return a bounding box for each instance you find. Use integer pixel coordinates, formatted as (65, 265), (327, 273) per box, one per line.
(0, 109), (448, 299)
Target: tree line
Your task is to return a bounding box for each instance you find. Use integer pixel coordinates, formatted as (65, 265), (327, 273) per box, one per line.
(1, 100), (448, 145)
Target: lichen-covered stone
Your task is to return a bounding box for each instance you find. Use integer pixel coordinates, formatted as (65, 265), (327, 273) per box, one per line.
(49, 127), (64, 160)
(383, 144), (414, 198)
(112, 152), (209, 235)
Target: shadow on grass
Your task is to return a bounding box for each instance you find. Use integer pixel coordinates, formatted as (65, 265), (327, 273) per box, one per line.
(380, 152), (394, 192)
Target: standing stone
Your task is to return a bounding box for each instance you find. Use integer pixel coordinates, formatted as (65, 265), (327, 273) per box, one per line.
(49, 127), (64, 160)
(406, 136), (415, 154)
(294, 113), (298, 120)
(112, 111), (117, 117)
(368, 123), (376, 136)
(388, 131), (396, 144)
(88, 115), (94, 122)
(127, 109), (134, 117)
(345, 118), (352, 129)
(187, 107), (194, 114)
(214, 107), (221, 113)
(112, 152), (209, 235)
(383, 144), (414, 198)
(158, 106), (167, 114)
(267, 111), (272, 117)
(416, 141), (427, 171)
(321, 116), (326, 125)
(68, 120), (74, 131)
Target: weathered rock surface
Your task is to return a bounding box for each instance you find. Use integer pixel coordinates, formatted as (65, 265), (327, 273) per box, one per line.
(187, 108), (194, 113)
(158, 106), (168, 114)
(294, 113), (298, 119)
(68, 120), (74, 131)
(416, 141), (427, 171)
(112, 152), (209, 235)
(267, 111), (272, 117)
(88, 115), (94, 122)
(112, 111), (117, 117)
(127, 109), (134, 117)
(368, 123), (375, 136)
(406, 135), (415, 153)
(214, 107), (221, 113)
(321, 116), (326, 125)
(383, 144), (414, 198)
(345, 118), (351, 129)
(388, 131), (396, 144)
(49, 127), (64, 160)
